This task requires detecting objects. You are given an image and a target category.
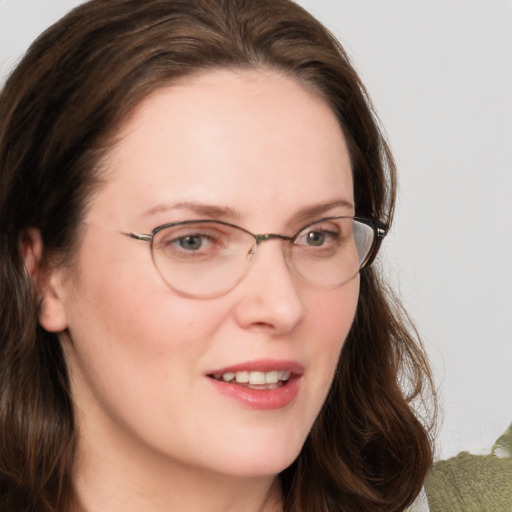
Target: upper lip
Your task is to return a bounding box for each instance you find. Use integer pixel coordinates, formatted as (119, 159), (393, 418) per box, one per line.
(206, 359), (304, 376)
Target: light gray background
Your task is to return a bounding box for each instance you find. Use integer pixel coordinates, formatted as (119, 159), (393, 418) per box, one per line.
(1, 0), (511, 460)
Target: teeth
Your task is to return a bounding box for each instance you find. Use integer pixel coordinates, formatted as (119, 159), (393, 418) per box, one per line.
(265, 371), (279, 384)
(219, 370), (292, 384)
(249, 371), (265, 385)
(278, 370), (291, 381)
(235, 371), (249, 383)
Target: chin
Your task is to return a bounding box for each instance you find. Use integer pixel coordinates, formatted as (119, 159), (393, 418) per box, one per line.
(203, 433), (305, 479)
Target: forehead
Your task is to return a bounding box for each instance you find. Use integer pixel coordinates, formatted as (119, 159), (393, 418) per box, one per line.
(90, 68), (353, 227)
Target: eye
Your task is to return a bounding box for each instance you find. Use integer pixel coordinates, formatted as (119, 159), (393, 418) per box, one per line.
(292, 218), (355, 257)
(295, 226), (340, 248)
(155, 225), (228, 258)
(175, 234), (209, 251)
(303, 230), (328, 247)
(166, 231), (220, 254)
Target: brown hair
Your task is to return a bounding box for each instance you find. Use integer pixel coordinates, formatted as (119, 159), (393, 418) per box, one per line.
(0, 0), (436, 510)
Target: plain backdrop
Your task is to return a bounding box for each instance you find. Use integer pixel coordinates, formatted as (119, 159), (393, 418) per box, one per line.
(1, 0), (511, 461)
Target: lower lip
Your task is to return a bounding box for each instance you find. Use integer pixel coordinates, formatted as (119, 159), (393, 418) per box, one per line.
(207, 376), (301, 410)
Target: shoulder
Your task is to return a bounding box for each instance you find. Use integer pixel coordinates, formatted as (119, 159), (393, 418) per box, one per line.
(406, 487), (430, 512)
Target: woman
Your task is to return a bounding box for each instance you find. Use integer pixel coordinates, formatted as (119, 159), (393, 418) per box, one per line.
(0, 0), (435, 510)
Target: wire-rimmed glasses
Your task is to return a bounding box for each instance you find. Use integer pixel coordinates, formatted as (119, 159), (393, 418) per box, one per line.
(125, 216), (387, 298)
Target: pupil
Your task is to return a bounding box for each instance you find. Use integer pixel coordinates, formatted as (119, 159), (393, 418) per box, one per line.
(307, 231), (324, 246)
(179, 235), (202, 250)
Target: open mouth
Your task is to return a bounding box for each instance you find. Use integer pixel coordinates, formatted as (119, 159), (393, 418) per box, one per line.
(208, 370), (292, 390)
(206, 363), (302, 409)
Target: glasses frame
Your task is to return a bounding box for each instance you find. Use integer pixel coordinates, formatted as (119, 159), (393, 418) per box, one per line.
(124, 215), (388, 295)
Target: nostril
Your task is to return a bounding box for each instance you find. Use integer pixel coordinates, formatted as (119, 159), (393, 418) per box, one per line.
(251, 321), (275, 331)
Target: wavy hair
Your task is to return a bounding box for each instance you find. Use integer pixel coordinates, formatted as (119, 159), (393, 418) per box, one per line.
(0, 1), (435, 510)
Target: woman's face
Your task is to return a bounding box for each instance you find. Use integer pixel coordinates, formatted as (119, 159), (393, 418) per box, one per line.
(43, 69), (359, 479)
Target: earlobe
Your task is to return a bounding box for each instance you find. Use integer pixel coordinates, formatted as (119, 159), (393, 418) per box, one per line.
(20, 228), (69, 333)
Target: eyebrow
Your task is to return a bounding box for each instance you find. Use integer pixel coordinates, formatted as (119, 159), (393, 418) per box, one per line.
(293, 199), (354, 223)
(142, 198), (354, 223)
(142, 201), (240, 220)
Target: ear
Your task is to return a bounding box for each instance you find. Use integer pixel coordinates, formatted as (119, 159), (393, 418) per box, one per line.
(20, 228), (69, 333)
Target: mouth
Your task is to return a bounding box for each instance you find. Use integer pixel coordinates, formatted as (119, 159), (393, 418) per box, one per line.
(208, 370), (292, 390)
(206, 360), (303, 409)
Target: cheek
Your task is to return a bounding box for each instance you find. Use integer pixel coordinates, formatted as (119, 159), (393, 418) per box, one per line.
(59, 241), (213, 412)
(65, 233), (222, 353)
(60, 262), (231, 445)
(304, 277), (359, 400)
(65, 277), (218, 377)
(311, 277), (359, 347)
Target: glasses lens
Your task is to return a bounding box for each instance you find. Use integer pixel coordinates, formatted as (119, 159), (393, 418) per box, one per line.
(150, 218), (377, 297)
(151, 221), (253, 298)
(289, 217), (375, 287)
(353, 219), (377, 267)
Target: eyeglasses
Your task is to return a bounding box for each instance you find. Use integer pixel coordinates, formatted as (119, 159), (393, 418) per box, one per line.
(125, 216), (387, 298)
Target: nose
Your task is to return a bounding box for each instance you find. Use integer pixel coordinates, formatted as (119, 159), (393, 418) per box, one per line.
(233, 240), (305, 334)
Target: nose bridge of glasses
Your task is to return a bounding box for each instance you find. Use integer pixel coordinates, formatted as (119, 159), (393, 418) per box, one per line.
(246, 233), (292, 262)
(254, 233), (290, 244)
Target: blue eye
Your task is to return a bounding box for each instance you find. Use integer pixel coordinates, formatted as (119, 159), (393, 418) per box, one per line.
(157, 226), (228, 259)
(176, 234), (207, 251)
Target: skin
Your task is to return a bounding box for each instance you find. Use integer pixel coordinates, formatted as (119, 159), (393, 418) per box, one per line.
(35, 69), (359, 512)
